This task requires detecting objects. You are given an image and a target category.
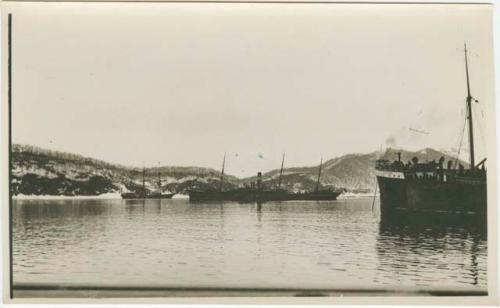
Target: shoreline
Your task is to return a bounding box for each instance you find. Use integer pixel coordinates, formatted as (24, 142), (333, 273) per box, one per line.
(12, 193), (376, 201)
(13, 193), (189, 200)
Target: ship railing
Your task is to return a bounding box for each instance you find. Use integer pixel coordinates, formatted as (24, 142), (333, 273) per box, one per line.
(402, 168), (486, 183)
(376, 160), (487, 175)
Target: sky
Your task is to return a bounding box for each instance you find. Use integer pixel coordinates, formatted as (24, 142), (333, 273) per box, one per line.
(5, 2), (494, 177)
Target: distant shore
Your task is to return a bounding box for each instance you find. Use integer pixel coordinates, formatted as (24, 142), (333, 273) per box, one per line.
(12, 193), (189, 200)
(12, 193), (375, 200)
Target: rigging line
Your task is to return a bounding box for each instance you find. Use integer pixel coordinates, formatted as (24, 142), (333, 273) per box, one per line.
(474, 114), (486, 147)
(472, 106), (486, 146)
(454, 106), (467, 145)
(475, 98), (486, 119)
(372, 143), (383, 212)
(371, 180), (378, 212)
(454, 116), (468, 167)
(453, 106), (466, 144)
(480, 106), (486, 120)
(451, 106), (465, 154)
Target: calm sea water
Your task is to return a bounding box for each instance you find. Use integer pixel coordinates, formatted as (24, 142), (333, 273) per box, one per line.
(12, 198), (487, 290)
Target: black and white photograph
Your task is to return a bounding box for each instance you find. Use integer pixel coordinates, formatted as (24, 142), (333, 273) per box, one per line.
(1, 0), (498, 304)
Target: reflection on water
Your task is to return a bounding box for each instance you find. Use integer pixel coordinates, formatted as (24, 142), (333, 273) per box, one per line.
(13, 198), (487, 290)
(377, 212), (486, 287)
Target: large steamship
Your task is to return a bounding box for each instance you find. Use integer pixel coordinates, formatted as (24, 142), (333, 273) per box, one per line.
(188, 154), (341, 202)
(375, 44), (487, 215)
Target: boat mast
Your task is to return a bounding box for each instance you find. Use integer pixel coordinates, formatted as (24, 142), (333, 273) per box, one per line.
(277, 152), (285, 190)
(142, 164), (146, 195)
(219, 153), (226, 192)
(157, 162), (161, 192)
(315, 157), (323, 192)
(464, 43), (475, 169)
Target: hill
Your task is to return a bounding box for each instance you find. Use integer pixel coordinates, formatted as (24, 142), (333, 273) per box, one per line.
(242, 148), (465, 193)
(11, 144), (239, 196)
(11, 144), (464, 196)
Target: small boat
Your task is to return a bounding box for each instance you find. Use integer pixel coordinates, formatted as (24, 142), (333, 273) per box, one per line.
(121, 164), (176, 199)
(261, 155), (341, 201)
(282, 156), (341, 201)
(121, 192), (176, 199)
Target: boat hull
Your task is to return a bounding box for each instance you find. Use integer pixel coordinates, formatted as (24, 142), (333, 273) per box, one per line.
(121, 192), (176, 199)
(376, 171), (486, 215)
(188, 190), (341, 202)
(279, 191), (341, 201)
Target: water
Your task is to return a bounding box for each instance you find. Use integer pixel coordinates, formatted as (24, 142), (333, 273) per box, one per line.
(12, 198), (487, 291)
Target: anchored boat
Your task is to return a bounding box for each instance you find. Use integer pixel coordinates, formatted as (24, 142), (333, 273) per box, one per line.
(189, 154), (341, 202)
(375, 44), (487, 215)
(121, 165), (176, 199)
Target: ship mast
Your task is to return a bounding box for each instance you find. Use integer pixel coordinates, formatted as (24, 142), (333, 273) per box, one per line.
(157, 162), (161, 192)
(219, 153), (226, 192)
(464, 43), (475, 169)
(277, 152), (285, 190)
(142, 164), (146, 195)
(315, 157), (323, 193)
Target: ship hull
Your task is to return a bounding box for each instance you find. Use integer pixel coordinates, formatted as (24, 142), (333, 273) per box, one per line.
(280, 191), (341, 201)
(188, 190), (341, 202)
(121, 192), (176, 199)
(188, 191), (258, 202)
(376, 172), (486, 215)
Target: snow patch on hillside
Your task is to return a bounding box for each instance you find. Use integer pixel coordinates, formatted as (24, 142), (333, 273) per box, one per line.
(173, 194), (189, 199)
(14, 192), (122, 200)
(338, 192), (378, 199)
